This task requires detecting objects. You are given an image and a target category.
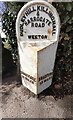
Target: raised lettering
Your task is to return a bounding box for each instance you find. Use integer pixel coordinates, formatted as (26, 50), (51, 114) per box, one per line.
(37, 6), (40, 11)
(28, 35), (32, 39)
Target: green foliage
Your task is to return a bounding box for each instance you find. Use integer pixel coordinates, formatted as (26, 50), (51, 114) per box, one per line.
(52, 3), (73, 94)
(66, 3), (72, 11)
(53, 3), (73, 39)
(2, 2), (24, 63)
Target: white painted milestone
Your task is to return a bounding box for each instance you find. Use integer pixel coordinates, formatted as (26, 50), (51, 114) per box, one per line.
(16, 0), (60, 94)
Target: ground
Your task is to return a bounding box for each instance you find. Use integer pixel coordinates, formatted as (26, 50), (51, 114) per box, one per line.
(1, 40), (73, 119)
(0, 74), (73, 119)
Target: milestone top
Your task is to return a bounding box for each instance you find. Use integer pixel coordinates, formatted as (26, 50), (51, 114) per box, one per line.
(16, 0), (60, 46)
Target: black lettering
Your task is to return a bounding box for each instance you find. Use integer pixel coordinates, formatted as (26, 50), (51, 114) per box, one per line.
(24, 21), (28, 26)
(52, 20), (56, 25)
(52, 32), (56, 35)
(51, 16), (55, 21)
(43, 75), (45, 79)
(35, 35), (38, 39)
(27, 19), (31, 25)
(44, 79), (47, 82)
(28, 7), (32, 14)
(48, 11), (55, 22)
(45, 35), (47, 39)
(39, 23), (41, 27)
(20, 33), (23, 36)
(46, 19), (51, 26)
(30, 17), (33, 22)
(42, 23), (45, 27)
(31, 22), (45, 27)
(40, 81), (43, 85)
(53, 25), (56, 29)
(32, 6), (36, 12)
(35, 23), (38, 27)
(40, 17), (43, 22)
(48, 21), (51, 26)
(48, 11), (53, 18)
(28, 35), (48, 39)
(21, 15), (26, 22)
(25, 77), (30, 81)
(43, 18), (45, 22)
(53, 25), (56, 33)
(38, 35), (41, 39)
(40, 76), (43, 80)
(37, 17), (40, 21)
(33, 17), (36, 21)
(41, 35), (43, 39)
(41, 35), (47, 39)
(25, 8), (32, 17)
(46, 19), (49, 24)
(45, 7), (48, 13)
(25, 11), (29, 17)
(48, 11), (56, 35)
(32, 35), (35, 39)
(28, 35), (32, 39)
(37, 6), (40, 11)
(33, 78), (36, 81)
(31, 22), (34, 27)
(36, 11), (40, 17)
(41, 6), (45, 12)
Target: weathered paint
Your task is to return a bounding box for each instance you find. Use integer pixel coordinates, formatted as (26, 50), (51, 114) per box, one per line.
(16, 0), (60, 94)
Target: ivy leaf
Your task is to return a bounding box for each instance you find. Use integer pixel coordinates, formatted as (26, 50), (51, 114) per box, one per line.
(66, 25), (72, 32)
(64, 33), (70, 40)
(63, 15), (70, 24)
(68, 19), (72, 24)
(66, 3), (72, 11)
(2, 39), (11, 49)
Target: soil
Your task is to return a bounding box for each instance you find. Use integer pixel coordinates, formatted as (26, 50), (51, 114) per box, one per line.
(0, 73), (73, 119)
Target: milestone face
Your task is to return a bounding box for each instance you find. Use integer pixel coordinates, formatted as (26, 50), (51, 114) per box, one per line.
(16, 1), (60, 43)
